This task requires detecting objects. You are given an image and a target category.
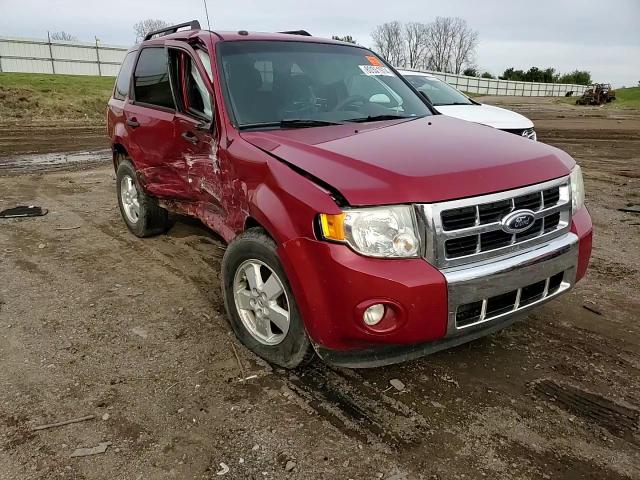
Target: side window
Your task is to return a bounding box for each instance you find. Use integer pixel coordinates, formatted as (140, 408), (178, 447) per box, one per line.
(169, 49), (213, 121)
(133, 48), (175, 109)
(196, 48), (213, 81)
(114, 52), (136, 100)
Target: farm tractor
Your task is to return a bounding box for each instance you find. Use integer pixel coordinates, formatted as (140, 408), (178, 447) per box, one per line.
(576, 84), (616, 105)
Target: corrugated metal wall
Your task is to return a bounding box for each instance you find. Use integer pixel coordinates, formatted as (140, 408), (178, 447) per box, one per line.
(0, 35), (589, 97)
(403, 68), (588, 97)
(0, 36), (127, 77)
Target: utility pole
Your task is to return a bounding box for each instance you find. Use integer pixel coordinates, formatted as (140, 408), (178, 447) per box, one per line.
(47, 31), (56, 74)
(95, 36), (102, 76)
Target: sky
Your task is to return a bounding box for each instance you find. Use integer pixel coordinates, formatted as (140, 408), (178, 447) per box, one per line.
(1, 0), (638, 86)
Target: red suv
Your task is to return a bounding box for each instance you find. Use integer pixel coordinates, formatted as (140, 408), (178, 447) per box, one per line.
(107, 21), (592, 368)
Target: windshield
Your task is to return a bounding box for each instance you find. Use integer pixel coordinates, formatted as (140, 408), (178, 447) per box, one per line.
(218, 41), (431, 129)
(403, 74), (473, 106)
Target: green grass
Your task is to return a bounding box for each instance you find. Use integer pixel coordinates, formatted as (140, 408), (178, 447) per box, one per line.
(613, 87), (640, 109)
(0, 72), (114, 122)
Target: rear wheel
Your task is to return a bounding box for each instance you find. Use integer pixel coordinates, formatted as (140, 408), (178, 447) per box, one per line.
(222, 228), (314, 369)
(116, 158), (169, 237)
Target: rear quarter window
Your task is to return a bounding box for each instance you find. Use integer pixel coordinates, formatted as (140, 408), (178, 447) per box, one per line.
(133, 48), (175, 109)
(113, 51), (136, 100)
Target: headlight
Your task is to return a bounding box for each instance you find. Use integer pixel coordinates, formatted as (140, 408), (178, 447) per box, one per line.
(319, 206), (421, 258)
(570, 165), (585, 214)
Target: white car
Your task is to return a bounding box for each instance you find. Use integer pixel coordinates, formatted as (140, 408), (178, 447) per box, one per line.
(398, 70), (537, 141)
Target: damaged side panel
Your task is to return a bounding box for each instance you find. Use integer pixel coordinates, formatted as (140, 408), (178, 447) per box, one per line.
(125, 103), (194, 200)
(155, 126), (252, 243)
(109, 35), (339, 247)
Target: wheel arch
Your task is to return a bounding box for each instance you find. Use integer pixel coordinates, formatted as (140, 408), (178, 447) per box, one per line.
(243, 184), (303, 246)
(112, 143), (130, 172)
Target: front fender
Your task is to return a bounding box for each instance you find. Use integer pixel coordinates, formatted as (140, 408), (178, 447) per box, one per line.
(246, 156), (343, 245)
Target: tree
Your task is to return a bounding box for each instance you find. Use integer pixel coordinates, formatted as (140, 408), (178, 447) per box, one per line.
(50, 31), (78, 42)
(371, 21), (405, 67)
(463, 67), (478, 77)
(403, 22), (429, 69)
(332, 35), (357, 44)
(481, 71), (495, 79)
(502, 66), (592, 85)
(557, 70), (592, 85)
(449, 18), (479, 74)
(370, 18), (479, 72)
(134, 19), (171, 43)
(424, 17), (478, 74)
(501, 67), (525, 81)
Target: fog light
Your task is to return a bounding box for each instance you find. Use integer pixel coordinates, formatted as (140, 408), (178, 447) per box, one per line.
(363, 304), (385, 326)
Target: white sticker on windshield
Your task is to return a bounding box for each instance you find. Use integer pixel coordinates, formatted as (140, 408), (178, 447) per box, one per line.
(359, 65), (394, 76)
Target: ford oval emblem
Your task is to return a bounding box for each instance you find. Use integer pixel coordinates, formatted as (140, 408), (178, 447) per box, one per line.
(500, 209), (536, 234)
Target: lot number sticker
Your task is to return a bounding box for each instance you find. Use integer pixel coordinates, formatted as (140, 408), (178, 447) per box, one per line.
(359, 65), (394, 76)
(365, 55), (382, 66)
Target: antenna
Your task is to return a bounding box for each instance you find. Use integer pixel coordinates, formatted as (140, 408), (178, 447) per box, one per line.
(203, 0), (211, 30)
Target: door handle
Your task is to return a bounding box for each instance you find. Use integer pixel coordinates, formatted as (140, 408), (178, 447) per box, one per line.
(181, 131), (199, 145)
(126, 118), (140, 128)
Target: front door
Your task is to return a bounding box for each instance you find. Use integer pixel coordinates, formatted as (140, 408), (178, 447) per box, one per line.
(126, 46), (190, 200)
(166, 43), (224, 211)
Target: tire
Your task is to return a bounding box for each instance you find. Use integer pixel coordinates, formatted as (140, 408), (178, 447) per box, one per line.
(116, 157), (169, 238)
(222, 228), (314, 369)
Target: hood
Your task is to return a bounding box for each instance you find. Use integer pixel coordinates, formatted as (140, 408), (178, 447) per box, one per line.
(435, 103), (534, 130)
(241, 115), (573, 206)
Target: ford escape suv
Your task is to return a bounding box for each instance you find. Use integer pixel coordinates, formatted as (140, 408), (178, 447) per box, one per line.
(107, 21), (592, 368)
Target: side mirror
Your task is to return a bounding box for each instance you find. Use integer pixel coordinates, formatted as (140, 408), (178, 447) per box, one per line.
(369, 93), (391, 104)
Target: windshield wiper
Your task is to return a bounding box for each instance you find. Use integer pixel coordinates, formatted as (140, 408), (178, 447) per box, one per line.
(280, 119), (345, 128)
(239, 119), (344, 130)
(347, 114), (415, 123)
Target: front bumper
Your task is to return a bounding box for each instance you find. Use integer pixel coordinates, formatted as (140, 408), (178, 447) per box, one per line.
(278, 207), (592, 368)
(316, 233), (579, 367)
(444, 233), (577, 338)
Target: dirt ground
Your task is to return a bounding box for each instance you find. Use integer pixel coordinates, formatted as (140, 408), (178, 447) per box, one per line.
(0, 97), (639, 480)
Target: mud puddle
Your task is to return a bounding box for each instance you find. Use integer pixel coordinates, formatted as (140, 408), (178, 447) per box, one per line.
(0, 149), (110, 172)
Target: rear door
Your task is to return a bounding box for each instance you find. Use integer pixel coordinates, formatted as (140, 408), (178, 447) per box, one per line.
(126, 47), (190, 199)
(107, 50), (136, 140)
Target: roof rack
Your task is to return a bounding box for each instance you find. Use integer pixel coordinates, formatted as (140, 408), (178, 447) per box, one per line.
(144, 20), (201, 41)
(278, 30), (311, 36)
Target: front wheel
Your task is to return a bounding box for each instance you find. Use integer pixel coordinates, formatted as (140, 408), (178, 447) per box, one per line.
(222, 228), (313, 369)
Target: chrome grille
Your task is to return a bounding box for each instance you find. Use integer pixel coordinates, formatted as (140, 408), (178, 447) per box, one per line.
(419, 176), (572, 269)
(456, 271), (568, 329)
(502, 127), (536, 140)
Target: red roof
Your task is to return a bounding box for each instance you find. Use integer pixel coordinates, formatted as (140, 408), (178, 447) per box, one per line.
(143, 29), (353, 46)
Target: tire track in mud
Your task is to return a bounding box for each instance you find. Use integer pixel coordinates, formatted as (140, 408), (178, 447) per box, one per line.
(281, 363), (431, 448)
(533, 379), (640, 444)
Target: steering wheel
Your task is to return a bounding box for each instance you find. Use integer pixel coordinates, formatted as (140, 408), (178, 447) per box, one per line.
(332, 95), (368, 112)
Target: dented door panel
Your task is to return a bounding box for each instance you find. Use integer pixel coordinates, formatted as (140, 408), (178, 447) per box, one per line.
(124, 103), (193, 200)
